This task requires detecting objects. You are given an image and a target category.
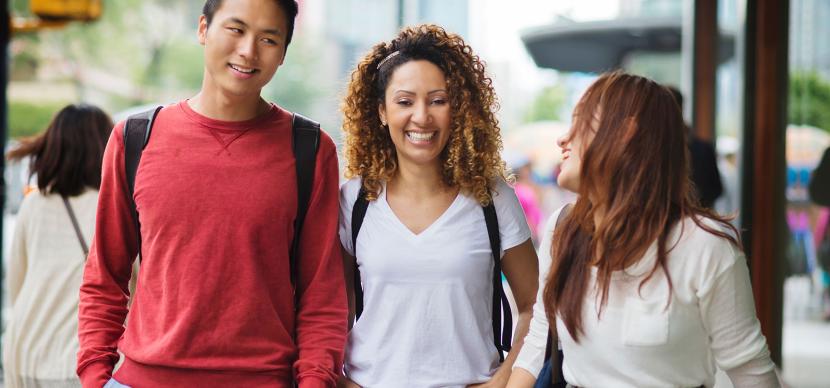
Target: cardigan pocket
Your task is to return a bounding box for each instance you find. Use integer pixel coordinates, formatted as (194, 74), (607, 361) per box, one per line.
(621, 298), (669, 346)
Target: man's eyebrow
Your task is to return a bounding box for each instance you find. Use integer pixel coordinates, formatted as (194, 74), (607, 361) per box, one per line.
(227, 17), (248, 27)
(226, 17), (283, 36)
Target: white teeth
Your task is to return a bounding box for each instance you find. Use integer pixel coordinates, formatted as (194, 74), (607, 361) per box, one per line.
(406, 132), (435, 141)
(230, 64), (256, 74)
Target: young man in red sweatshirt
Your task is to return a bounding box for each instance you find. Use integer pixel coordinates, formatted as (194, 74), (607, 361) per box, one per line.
(76, 1), (347, 387)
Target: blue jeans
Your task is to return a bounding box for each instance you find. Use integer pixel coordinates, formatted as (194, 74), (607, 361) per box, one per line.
(533, 359), (552, 388)
(103, 378), (131, 388)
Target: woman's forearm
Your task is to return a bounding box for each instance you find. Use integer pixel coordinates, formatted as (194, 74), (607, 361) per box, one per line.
(493, 310), (533, 384)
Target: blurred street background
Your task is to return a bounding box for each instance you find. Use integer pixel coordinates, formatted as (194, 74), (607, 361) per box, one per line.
(1, 0), (829, 386)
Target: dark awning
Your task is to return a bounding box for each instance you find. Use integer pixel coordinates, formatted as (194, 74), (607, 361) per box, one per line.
(521, 17), (735, 73)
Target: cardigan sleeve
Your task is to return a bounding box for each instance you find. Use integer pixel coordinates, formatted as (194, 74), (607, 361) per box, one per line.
(513, 207), (563, 377)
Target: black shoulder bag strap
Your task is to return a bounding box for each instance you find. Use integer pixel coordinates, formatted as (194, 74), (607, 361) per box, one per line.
(124, 106), (163, 262)
(62, 196), (89, 257)
(483, 202), (511, 362)
(545, 203), (572, 387)
(351, 188), (370, 320)
(290, 113), (321, 299)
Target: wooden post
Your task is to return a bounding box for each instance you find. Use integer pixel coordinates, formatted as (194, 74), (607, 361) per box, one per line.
(692, 0), (718, 143)
(741, 0), (788, 366)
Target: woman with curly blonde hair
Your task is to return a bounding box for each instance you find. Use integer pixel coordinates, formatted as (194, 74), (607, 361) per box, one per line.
(338, 24), (540, 387)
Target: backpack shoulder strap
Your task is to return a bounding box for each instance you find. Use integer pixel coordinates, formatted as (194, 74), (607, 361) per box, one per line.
(290, 113), (321, 293)
(123, 106), (163, 261)
(483, 201), (511, 362)
(351, 187), (370, 320)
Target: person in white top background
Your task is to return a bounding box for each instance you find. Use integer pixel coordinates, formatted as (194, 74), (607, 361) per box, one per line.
(3, 104), (113, 388)
(338, 24), (539, 388)
(506, 71), (781, 388)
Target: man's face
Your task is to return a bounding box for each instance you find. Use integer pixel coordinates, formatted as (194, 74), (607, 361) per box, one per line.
(198, 0), (288, 99)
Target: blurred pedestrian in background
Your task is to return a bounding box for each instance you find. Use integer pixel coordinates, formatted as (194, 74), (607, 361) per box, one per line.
(3, 104), (113, 388)
(506, 153), (544, 244)
(810, 147), (830, 206)
(667, 86), (723, 209)
(810, 147), (830, 320)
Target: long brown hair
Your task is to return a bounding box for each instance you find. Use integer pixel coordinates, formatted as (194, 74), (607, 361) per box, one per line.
(7, 104), (113, 197)
(543, 72), (740, 341)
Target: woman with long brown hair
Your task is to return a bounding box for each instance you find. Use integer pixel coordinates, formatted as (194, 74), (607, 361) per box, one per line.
(3, 104), (113, 388)
(507, 72), (780, 387)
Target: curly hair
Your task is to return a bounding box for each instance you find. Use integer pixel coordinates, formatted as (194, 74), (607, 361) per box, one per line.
(341, 24), (508, 206)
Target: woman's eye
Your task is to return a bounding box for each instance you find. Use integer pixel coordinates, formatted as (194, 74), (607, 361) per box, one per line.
(396, 100), (413, 106)
(431, 99), (447, 105)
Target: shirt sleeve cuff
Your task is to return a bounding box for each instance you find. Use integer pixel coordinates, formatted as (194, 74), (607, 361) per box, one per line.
(512, 360), (542, 379)
(78, 360), (112, 388)
(298, 375), (333, 388)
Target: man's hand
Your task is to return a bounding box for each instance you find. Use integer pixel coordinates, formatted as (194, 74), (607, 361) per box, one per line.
(337, 376), (362, 388)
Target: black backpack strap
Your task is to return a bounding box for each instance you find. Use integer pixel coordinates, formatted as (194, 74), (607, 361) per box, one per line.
(123, 106), (163, 262)
(483, 202), (511, 362)
(546, 203), (572, 386)
(290, 113), (321, 296)
(351, 188), (370, 320)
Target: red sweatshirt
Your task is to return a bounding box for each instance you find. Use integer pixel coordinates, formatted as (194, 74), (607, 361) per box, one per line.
(77, 101), (347, 388)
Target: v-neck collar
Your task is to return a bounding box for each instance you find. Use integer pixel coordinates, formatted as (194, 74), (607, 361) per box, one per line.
(380, 183), (463, 239)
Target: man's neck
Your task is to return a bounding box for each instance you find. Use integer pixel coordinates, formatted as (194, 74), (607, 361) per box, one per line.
(189, 90), (268, 122)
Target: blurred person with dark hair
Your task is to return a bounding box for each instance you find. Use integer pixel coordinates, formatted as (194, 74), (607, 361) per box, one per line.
(810, 147), (830, 206)
(76, 1), (346, 387)
(3, 104), (113, 388)
(667, 86), (723, 209)
(509, 72), (779, 387)
(810, 147), (830, 320)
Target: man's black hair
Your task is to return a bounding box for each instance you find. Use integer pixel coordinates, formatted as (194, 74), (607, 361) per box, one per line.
(202, 0), (299, 47)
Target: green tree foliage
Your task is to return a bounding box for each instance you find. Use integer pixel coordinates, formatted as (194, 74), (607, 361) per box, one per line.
(157, 39), (205, 92)
(263, 36), (324, 116)
(789, 71), (830, 133)
(35, 0), (201, 106)
(8, 101), (69, 139)
(10, 1), (324, 128)
(524, 84), (566, 123)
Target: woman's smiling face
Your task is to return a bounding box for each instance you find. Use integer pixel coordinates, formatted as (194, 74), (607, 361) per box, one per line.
(379, 60), (452, 169)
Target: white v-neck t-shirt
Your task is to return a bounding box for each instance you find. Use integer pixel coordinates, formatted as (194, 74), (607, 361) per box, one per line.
(339, 178), (531, 388)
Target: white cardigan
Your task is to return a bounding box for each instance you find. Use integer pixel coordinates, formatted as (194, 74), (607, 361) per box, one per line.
(3, 190), (98, 387)
(513, 206), (780, 387)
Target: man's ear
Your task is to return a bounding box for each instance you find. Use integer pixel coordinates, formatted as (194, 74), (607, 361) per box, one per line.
(198, 15), (208, 46)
